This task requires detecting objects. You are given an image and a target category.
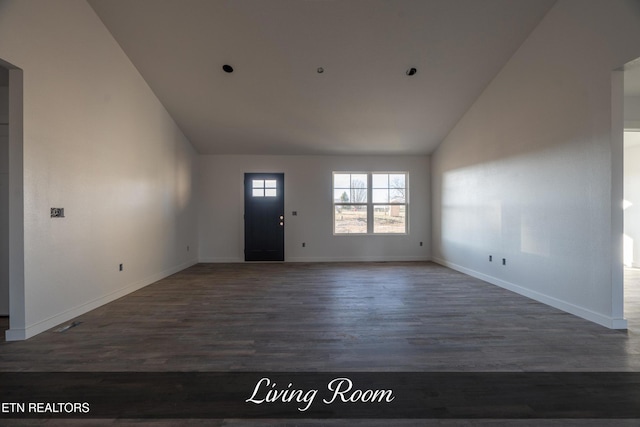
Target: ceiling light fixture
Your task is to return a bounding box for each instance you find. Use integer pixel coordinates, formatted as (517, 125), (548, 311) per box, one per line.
(317, 67), (324, 74)
(406, 67), (417, 76)
(222, 64), (234, 73)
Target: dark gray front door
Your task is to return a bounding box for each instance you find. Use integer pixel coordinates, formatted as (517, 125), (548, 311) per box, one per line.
(244, 173), (284, 261)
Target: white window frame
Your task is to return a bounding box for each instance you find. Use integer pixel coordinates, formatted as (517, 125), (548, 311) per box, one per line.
(333, 171), (409, 235)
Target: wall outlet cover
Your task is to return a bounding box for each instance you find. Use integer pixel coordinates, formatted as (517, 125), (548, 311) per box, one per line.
(50, 207), (65, 218)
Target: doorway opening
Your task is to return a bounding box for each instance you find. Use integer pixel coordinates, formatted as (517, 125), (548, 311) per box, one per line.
(0, 58), (24, 342)
(623, 57), (640, 329)
(0, 64), (9, 336)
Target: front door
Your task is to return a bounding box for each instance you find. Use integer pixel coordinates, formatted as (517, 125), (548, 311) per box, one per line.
(244, 173), (285, 261)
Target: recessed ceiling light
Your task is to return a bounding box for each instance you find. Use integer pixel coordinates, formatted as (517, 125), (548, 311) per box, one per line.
(406, 67), (417, 76)
(222, 64), (234, 73)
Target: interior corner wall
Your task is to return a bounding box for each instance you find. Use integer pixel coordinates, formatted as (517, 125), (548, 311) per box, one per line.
(430, 0), (640, 329)
(198, 155), (430, 262)
(0, 0), (199, 340)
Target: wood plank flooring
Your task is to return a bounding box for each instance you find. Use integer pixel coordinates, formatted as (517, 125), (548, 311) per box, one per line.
(1, 262), (639, 372)
(2, 262), (640, 426)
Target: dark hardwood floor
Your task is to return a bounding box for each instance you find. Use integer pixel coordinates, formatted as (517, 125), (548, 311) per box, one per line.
(0, 316), (7, 338)
(624, 266), (640, 330)
(1, 262), (639, 371)
(2, 262), (640, 426)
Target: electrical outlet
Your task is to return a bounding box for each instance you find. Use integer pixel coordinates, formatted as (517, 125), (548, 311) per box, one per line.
(50, 207), (65, 218)
(119, 264), (123, 271)
(292, 211), (298, 216)
(489, 255), (492, 262)
(302, 242), (306, 248)
(187, 245), (190, 252)
(420, 241), (423, 247)
(502, 258), (506, 266)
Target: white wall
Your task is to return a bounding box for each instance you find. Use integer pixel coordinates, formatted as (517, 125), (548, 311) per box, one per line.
(0, 0), (199, 340)
(625, 134), (640, 268)
(625, 95), (640, 129)
(199, 155), (430, 262)
(625, 92), (640, 268)
(431, 0), (640, 329)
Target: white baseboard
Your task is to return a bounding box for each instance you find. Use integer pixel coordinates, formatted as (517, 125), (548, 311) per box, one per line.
(5, 328), (26, 341)
(432, 257), (627, 330)
(286, 256), (430, 263)
(198, 257), (244, 263)
(5, 259), (198, 341)
(198, 256), (430, 263)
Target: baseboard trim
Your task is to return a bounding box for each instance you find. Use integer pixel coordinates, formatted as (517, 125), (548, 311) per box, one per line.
(432, 257), (627, 330)
(199, 256), (430, 263)
(198, 257), (244, 263)
(287, 256), (430, 263)
(5, 259), (198, 341)
(5, 328), (26, 341)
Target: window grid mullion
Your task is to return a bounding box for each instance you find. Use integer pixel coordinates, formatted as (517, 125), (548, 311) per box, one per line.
(333, 171), (408, 235)
(367, 173), (373, 234)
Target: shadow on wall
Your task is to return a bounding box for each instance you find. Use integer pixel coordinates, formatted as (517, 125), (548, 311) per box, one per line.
(432, 61), (598, 265)
(431, 0), (640, 328)
(436, 136), (585, 259)
(432, 130), (621, 325)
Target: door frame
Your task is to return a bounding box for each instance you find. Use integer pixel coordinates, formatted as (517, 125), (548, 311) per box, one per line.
(0, 59), (25, 341)
(243, 172), (285, 262)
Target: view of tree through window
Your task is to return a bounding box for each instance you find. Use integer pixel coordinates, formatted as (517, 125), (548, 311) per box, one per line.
(372, 173), (406, 234)
(333, 172), (408, 234)
(333, 173), (368, 234)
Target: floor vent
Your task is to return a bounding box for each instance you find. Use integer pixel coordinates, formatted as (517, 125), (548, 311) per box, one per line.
(55, 321), (82, 333)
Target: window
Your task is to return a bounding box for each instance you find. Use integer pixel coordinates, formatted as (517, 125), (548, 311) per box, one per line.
(372, 173), (406, 234)
(333, 173), (368, 234)
(252, 179), (277, 197)
(333, 172), (408, 234)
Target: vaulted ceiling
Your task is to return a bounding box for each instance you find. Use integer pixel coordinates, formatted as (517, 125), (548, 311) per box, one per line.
(88, 0), (556, 155)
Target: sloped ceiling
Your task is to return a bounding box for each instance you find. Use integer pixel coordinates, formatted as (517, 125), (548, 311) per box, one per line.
(88, 0), (556, 155)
